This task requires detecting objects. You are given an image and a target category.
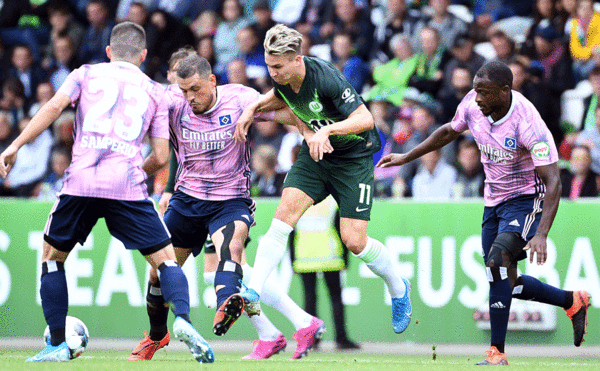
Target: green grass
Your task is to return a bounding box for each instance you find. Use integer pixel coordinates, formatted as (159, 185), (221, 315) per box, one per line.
(2, 350), (598, 371)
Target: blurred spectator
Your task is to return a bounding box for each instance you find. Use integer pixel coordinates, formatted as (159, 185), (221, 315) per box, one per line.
(331, 32), (369, 94)
(47, 36), (77, 92)
(197, 35), (218, 76)
(0, 78), (27, 128)
(116, 0), (158, 22)
(0, 111), (16, 154)
(441, 33), (485, 96)
(439, 65), (472, 124)
(0, 1), (49, 62)
(3, 116), (53, 197)
(252, 120), (286, 150)
(509, 60), (564, 147)
(580, 66), (600, 132)
(158, 0), (205, 21)
(409, 26), (451, 97)
(250, 0), (276, 44)
(366, 34), (418, 113)
(52, 111), (75, 151)
(37, 147), (72, 201)
(569, 0), (600, 82)
(225, 59), (261, 91)
(471, 0), (535, 42)
(311, 0), (374, 61)
(0, 40), (11, 91)
(144, 9), (195, 81)
(8, 44), (46, 107)
(560, 144), (599, 198)
(43, 2), (84, 66)
(528, 22), (575, 129)
(250, 144), (286, 197)
(576, 105), (600, 174)
(411, 148), (457, 200)
(236, 27), (269, 88)
(391, 103), (453, 196)
(28, 82), (54, 117)
(521, 0), (563, 59)
(291, 0), (334, 36)
(189, 10), (219, 38)
(558, 0), (579, 35)
(487, 26), (516, 64)
(372, 0), (419, 63)
(77, 0), (114, 65)
(452, 139), (484, 198)
(213, 0), (251, 78)
(412, 0), (468, 52)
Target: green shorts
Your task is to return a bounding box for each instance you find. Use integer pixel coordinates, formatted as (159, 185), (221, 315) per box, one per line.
(283, 146), (374, 220)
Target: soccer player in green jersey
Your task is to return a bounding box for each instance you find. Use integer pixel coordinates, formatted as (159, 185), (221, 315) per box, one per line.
(234, 24), (412, 337)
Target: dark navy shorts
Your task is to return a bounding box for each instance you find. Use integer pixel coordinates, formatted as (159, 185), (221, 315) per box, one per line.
(44, 194), (171, 255)
(481, 194), (543, 264)
(165, 191), (255, 256)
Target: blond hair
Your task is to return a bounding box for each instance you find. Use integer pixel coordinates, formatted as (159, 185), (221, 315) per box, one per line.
(263, 24), (302, 56)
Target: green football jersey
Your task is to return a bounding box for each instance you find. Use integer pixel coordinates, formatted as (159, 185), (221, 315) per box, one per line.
(274, 56), (381, 158)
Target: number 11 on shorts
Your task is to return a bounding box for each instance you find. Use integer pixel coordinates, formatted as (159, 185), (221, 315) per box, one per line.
(358, 183), (371, 205)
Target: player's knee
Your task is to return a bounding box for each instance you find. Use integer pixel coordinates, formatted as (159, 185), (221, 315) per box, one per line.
(341, 233), (367, 254)
(485, 247), (511, 282)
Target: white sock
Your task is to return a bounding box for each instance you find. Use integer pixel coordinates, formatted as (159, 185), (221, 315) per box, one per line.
(261, 269), (313, 330)
(203, 271), (215, 285)
(245, 311), (281, 341)
(248, 219), (293, 296)
(355, 237), (406, 298)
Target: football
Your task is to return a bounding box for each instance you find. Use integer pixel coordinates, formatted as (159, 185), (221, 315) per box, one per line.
(43, 316), (89, 359)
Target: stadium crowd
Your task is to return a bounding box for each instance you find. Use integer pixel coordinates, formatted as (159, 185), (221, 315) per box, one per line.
(0, 0), (599, 201)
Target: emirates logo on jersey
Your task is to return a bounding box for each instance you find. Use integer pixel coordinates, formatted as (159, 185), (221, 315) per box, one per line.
(309, 101), (323, 113)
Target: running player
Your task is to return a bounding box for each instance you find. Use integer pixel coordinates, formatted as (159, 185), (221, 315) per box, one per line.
(378, 60), (590, 365)
(234, 24), (412, 338)
(129, 53), (327, 360)
(0, 22), (213, 363)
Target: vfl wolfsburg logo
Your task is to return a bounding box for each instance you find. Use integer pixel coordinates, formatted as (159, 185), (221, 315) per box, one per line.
(309, 101), (323, 113)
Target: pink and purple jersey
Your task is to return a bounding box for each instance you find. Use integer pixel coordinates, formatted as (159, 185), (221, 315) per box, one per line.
(450, 90), (558, 206)
(57, 61), (169, 200)
(168, 84), (260, 201)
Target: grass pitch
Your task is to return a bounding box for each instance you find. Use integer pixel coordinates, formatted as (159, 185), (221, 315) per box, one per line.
(2, 350), (598, 371)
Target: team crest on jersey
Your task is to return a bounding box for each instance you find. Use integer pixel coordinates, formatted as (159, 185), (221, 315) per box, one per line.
(504, 137), (516, 150)
(309, 101), (323, 113)
(218, 114), (232, 126)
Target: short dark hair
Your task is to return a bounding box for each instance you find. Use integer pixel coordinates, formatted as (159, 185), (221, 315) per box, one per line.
(168, 46), (196, 71)
(589, 65), (600, 78)
(475, 60), (513, 89)
(177, 54), (212, 79)
(110, 21), (146, 60)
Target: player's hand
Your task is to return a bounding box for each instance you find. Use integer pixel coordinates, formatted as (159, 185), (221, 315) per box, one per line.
(234, 107), (256, 143)
(305, 128), (333, 161)
(376, 153), (408, 168)
(158, 192), (173, 216)
(524, 234), (547, 265)
(0, 144), (18, 178)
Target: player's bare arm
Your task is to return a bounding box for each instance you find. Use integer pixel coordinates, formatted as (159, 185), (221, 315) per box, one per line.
(307, 104), (372, 161)
(524, 162), (562, 265)
(0, 92), (71, 178)
(141, 137), (170, 177)
(234, 89), (286, 142)
(377, 123), (461, 168)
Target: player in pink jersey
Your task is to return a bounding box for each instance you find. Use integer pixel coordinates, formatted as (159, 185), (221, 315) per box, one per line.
(130, 53), (326, 360)
(378, 61), (590, 365)
(0, 22), (213, 363)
